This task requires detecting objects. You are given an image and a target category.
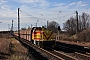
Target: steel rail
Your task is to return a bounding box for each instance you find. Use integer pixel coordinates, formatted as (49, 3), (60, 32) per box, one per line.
(51, 50), (78, 60)
(56, 44), (90, 59)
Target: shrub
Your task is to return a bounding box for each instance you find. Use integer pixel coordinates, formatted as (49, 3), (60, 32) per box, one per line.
(78, 29), (90, 42)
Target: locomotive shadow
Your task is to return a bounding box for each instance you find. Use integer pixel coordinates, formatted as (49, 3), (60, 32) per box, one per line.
(54, 46), (75, 53)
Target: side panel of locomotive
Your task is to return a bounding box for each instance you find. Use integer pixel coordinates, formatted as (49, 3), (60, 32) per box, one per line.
(31, 27), (55, 48)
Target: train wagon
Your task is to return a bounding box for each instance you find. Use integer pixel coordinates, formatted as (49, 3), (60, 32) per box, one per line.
(31, 27), (55, 48)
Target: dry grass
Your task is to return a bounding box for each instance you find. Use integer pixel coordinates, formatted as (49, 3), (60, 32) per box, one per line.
(58, 30), (90, 47)
(78, 29), (90, 42)
(0, 33), (33, 60)
(0, 38), (11, 54)
(10, 38), (28, 54)
(0, 33), (11, 59)
(8, 37), (32, 60)
(0, 33), (11, 54)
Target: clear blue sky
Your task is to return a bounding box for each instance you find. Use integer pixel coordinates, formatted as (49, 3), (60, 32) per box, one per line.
(0, 0), (90, 31)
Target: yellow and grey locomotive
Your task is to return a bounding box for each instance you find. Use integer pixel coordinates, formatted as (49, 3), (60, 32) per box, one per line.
(31, 27), (55, 48)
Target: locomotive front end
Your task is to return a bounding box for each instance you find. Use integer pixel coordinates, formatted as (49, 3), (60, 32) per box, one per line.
(31, 27), (55, 48)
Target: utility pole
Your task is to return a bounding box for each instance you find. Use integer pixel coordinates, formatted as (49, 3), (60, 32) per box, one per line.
(18, 8), (20, 40)
(31, 24), (33, 28)
(76, 11), (78, 35)
(10, 20), (14, 34)
(36, 20), (39, 27)
(26, 30), (27, 40)
(58, 26), (60, 40)
(8, 24), (10, 31)
(36, 23), (37, 27)
(47, 20), (48, 29)
(12, 20), (13, 31)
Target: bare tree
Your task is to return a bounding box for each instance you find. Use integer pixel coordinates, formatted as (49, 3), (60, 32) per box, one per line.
(47, 21), (60, 33)
(81, 12), (90, 30)
(63, 19), (70, 32)
(63, 17), (76, 35)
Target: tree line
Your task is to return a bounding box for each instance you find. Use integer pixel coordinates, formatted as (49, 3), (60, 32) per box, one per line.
(63, 12), (90, 35)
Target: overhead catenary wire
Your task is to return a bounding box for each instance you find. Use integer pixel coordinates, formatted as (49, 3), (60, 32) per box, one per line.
(20, 10), (39, 21)
(50, 12), (75, 20)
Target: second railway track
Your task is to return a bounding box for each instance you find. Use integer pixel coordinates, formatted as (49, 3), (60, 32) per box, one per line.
(55, 42), (90, 60)
(49, 50), (78, 60)
(55, 50), (90, 60)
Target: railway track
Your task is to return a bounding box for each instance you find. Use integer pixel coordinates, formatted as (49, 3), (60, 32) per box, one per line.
(86, 52), (90, 56)
(49, 50), (78, 60)
(74, 52), (90, 59)
(56, 42), (90, 53)
(13, 34), (90, 60)
(55, 42), (90, 60)
(58, 51), (90, 60)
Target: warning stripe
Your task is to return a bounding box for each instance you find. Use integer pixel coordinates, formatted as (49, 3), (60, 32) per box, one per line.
(47, 32), (53, 40)
(43, 31), (53, 40)
(43, 32), (48, 40)
(34, 31), (41, 40)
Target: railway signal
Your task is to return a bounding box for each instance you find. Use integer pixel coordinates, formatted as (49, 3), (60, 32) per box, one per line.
(58, 26), (61, 30)
(57, 26), (61, 40)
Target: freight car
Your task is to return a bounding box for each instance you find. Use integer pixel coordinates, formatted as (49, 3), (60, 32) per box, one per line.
(31, 27), (55, 48)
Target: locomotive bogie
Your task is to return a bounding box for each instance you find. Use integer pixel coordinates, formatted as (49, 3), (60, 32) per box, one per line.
(31, 40), (55, 48)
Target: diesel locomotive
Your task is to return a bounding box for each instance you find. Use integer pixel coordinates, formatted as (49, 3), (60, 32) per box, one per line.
(14, 27), (56, 48)
(31, 27), (55, 48)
